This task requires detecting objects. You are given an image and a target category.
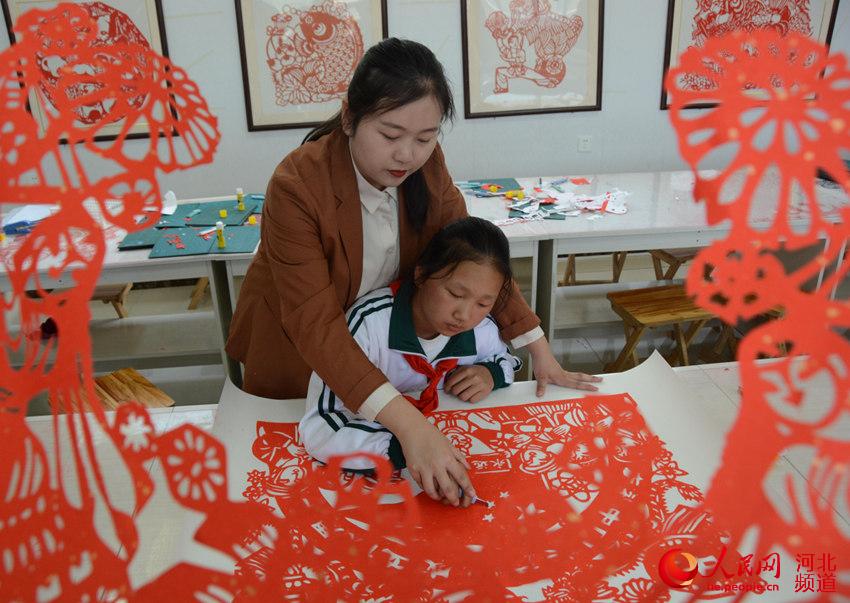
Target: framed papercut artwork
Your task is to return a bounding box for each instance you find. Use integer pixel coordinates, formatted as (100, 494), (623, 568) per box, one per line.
(661, 0), (841, 109)
(461, 0), (604, 119)
(235, 0), (388, 131)
(0, 0), (170, 141)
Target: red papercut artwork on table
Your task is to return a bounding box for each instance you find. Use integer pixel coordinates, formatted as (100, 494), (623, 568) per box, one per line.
(240, 394), (740, 600)
(484, 1), (583, 93)
(667, 29), (850, 597)
(266, 2), (365, 107)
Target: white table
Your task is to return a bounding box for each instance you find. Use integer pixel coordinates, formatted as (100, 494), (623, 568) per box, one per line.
(467, 171), (848, 339)
(23, 356), (843, 600)
(0, 196), (249, 380)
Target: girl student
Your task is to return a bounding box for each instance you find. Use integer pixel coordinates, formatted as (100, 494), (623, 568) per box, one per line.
(299, 217), (521, 507)
(226, 37), (600, 508)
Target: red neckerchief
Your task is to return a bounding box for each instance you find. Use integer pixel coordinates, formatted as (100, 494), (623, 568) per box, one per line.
(389, 280), (458, 415)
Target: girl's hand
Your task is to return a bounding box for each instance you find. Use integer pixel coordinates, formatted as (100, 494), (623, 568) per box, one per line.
(375, 395), (476, 507)
(527, 336), (602, 397)
(399, 421), (475, 507)
(444, 365), (495, 403)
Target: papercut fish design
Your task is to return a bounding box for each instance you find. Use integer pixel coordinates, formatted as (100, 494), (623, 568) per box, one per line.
(266, 2), (364, 106)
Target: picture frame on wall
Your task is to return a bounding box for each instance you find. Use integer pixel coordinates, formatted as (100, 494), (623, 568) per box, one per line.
(235, 0), (388, 131)
(1, 0), (170, 142)
(461, 0), (604, 119)
(660, 0), (841, 109)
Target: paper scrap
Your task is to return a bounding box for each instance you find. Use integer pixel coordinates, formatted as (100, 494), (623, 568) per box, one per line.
(2, 204), (56, 226)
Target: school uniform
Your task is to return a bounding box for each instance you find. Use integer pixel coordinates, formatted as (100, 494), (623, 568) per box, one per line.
(226, 127), (542, 412)
(299, 281), (521, 470)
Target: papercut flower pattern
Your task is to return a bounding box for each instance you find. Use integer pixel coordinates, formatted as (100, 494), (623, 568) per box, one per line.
(686, 239), (786, 322)
(118, 411), (153, 453)
(667, 30), (850, 240)
(666, 29), (850, 599)
(160, 425), (226, 508)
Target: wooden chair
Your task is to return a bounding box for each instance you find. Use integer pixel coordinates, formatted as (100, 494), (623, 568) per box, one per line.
(92, 282), (134, 318)
(188, 277), (209, 310)
(559, 252), (629, 286)
(604, 285), (716, 372)
(649, 248), (699, 280)
(51, 367), (175, 411)
(27, 283), (133, 319)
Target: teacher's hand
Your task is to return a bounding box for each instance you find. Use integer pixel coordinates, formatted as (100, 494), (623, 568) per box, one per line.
(527, 336), (602, 397)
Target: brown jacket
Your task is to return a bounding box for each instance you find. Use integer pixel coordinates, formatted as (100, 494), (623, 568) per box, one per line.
(226, 128), (540, 408)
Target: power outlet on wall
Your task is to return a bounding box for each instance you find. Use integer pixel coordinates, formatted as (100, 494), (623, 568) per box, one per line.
(577, 135), (593, 153)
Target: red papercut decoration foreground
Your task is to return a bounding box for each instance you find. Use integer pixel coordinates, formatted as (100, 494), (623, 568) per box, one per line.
(0, 3), (232, 599)
(2, 2), (847, 599)
(668, 30), (850, 598)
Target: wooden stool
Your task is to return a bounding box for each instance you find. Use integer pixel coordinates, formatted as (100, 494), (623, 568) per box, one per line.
(188, 277), (209, 310)
(604, 285), (715, 372)
(27, 283), (133, 319)
(92, 282), (133, 318)
(559, 251), (628, 286)
(649, 249), (699, 280)
(51, 367), (176, 411)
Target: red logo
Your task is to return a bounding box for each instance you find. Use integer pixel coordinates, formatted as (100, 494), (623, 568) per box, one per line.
(659, 548), (699, 588)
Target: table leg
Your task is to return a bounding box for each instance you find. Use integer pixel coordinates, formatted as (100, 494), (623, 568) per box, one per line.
(605, 323), (645, 372)
(208, 260), (242, 387)
(624, 322), (639, 368)
(535, 239), (556, 342)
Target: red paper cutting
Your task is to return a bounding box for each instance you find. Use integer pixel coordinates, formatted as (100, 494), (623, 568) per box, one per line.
(668, 30), (849, 598)
(266, 2), (364, 107)
(484, 2), (584, 93)
(2, 3), (847, 599)
(240, 394), (738, 600)
(0, 4), (254, 600)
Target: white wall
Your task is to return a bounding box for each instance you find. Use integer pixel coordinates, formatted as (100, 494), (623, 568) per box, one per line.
(2, 0), (849, 198)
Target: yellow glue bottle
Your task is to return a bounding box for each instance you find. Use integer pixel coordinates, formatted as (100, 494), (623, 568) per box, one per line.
(216, 220), (226, 249)
(236, 187), (245, 212)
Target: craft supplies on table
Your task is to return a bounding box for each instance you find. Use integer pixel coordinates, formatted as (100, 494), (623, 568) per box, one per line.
(119, 193), (264, 258)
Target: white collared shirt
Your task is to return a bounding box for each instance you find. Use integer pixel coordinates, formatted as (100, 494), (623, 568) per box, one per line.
(347, 151), (544, 420)
(352, 160), (400, 299)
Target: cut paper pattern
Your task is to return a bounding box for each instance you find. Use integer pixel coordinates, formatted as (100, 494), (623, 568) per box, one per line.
(33, 2), (153, 126)
(690, 0), (812, 47)
(681, 0), (814, 92)
(266, 2), (365, 106)
(0, 3), (228, 600)
(239, 394), (738, 600)
(668, 30), (850, 597)
(484, 1), (583, 93)
(1, 3), (846, 599)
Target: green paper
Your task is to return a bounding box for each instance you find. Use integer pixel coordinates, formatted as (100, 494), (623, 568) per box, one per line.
(118, 226), (162, 250)
(462, 177), (522, 191)
(209, 225), (261, 254)
(149, 227), (213, 258)
(250, 196), (264, 214)
(188, 199), (258, 226)
(156, 203), (203, 227)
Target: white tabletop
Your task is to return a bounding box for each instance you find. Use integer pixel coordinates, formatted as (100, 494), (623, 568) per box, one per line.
(466, 171), (847, 251)
(23, 355), (843, 600)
